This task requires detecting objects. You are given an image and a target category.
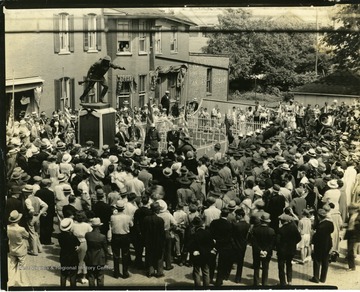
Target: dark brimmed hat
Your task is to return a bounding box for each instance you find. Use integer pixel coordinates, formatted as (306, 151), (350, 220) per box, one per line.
(208, 165), (219, 173)
(179, 177), (192, 186)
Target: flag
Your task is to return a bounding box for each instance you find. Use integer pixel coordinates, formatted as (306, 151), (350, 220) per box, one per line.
(146, 96), (154, 128)
(182, 105), (189, 137)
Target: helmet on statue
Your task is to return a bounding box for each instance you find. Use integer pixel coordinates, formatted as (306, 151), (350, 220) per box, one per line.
(103, 55), (111, 62)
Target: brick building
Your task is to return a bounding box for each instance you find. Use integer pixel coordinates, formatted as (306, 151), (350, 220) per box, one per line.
(5, 8), (229, 118)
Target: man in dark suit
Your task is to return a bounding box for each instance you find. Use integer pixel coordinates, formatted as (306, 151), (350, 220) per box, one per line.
(166, 125), (180, 150)
(142, 202), (165, 278)
(266, 185), (286, 234)
(276, 214), (301, 286)
(210, 209), (234, 286)
(85, 218), (108, 287)
(133, 195), (152, 268)
(58, 218), (80, 287)
(232, 208), (250, 283)
(187, 216), (215, 288)
(92, 188), (113, 236)
(5, 186), (24, 225)
(310, 208), (334, 284)
(161, 90), (171, 115)
(35, 179), (56, 245)
(251, 213), (276, 286)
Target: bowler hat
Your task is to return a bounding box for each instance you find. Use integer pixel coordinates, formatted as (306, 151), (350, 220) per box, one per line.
(179, 177), (192, 186)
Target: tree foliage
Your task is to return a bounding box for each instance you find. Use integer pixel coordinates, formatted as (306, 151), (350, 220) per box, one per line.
(204, 8), (331, 92)
(323, 4), (360, 70)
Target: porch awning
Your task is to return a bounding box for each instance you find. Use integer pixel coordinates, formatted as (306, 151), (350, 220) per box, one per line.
(6, 76), (44, 93)
(156, 64), (188, 74)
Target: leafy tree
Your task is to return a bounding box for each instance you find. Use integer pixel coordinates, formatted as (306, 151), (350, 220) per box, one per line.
(204, 8), (331, 92)
(323, 4), (360, 70)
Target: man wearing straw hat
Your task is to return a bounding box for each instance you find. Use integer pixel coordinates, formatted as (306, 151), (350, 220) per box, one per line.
(7, 211), (29, 287)
(85, 218), (108, 287)
(58, 218), (80, 287)
(23, 184), (48, 256)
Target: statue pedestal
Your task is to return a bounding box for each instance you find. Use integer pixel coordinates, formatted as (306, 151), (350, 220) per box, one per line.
(78, 103), (116, 149)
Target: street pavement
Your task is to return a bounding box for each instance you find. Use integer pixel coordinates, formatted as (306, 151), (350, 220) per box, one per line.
(7, 231), (360, 290)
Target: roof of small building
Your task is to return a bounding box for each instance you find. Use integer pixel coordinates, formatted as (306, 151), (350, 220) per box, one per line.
(292, 69), (360, 96)
(104, 8), (196, 26)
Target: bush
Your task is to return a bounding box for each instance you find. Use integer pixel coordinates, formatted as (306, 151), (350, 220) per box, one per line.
(230, 91), (282, 103)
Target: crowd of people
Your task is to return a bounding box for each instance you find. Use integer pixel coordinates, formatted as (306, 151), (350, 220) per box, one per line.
(5, 97), (360, 288)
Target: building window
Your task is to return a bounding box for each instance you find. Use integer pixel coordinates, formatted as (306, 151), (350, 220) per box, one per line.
(84, 14), (102, 52)
(206, 68), (212, 94)
(54, 13), (74, 54)
(54, 77), (75, 111)
(138, 75), (146, 108)
(170, 26), (178, 53)
(139, 21), (147, 54)
(154, 26), (162, 54)
(117, 82), (131, 108)
(117, 21), (131, 54)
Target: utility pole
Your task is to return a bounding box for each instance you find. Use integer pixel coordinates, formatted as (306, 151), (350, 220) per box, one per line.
(315, 7), (319, 76)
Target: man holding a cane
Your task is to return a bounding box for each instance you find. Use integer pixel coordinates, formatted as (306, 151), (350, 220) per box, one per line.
(79, 56), (125, 103)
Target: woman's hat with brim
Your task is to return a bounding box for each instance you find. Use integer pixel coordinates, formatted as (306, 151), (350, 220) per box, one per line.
(91, 217), (103, 227)
(8, 210), (23, 223)
(327, 179), (339, 189)
(60, 218), (74, 231)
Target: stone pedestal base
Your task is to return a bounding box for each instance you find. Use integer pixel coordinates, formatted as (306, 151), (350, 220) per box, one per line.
(78, 103), (116, 149)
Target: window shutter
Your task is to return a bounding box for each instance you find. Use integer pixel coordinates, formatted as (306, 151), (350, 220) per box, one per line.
(53, 14), (60, 53)
(54, 79), (61, 110)
(69, 14), (75, 52)
(70, 78), (75, 110)
(83, 15), (89, 52)
(96, 15), (102, 51)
